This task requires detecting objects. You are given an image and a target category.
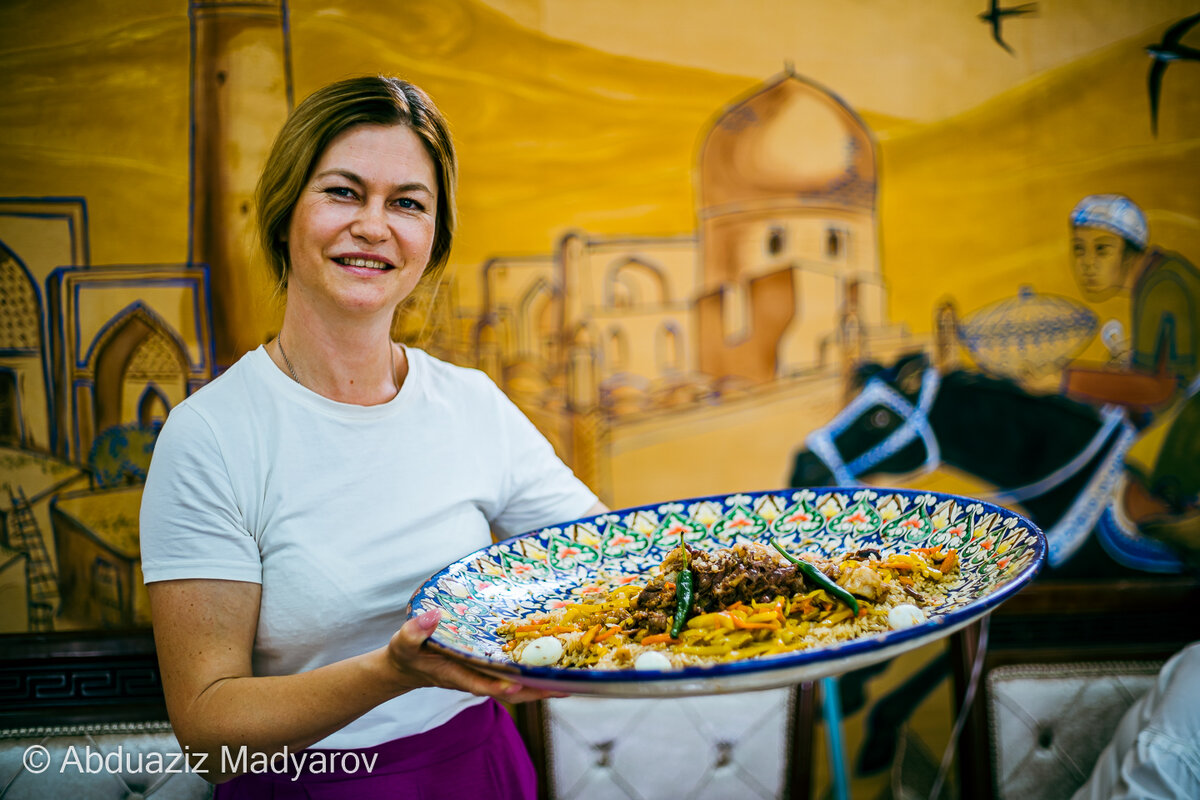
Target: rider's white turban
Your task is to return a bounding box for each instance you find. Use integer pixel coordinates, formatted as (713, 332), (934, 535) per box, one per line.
(1069, 194), (1148, 250)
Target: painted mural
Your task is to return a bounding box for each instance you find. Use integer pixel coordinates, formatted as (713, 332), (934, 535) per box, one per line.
(2, 1), (1198, 797)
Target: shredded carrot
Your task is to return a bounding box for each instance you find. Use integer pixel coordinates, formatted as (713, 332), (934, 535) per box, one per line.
(581, 623), (602, 646)
(732, 617), (781, 630)
(640, 633), (679, 645)
(594, 626), (622, 643)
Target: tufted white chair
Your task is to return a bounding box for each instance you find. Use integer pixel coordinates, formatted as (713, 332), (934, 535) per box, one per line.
(0, 721), (212, 799)
(542, 688), (796, 800)
(985, 662), (1163, 800)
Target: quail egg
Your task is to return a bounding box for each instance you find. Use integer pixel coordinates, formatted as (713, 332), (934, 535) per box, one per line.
(634, 650), (673, 671)
(887, 604), (927, 630)
(518, 636), (564, 666)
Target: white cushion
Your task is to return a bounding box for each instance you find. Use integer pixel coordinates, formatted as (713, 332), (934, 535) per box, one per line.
(0, 722), (211, 799)
(987, 662), (1162, 800)
(545, 689), (792, 800)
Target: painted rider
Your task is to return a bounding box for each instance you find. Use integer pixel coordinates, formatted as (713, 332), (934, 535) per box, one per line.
(1069, 194), (1200, 568)
(1069, 194), (1199, 388)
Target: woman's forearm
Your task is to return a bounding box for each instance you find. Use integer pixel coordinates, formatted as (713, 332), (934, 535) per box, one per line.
(149, 579), (409, 782)
(170, 645), (403, 782)
(150, 584), (551, 784)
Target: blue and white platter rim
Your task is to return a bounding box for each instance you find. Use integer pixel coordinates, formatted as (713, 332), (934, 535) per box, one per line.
(407, 487), (1046, 696)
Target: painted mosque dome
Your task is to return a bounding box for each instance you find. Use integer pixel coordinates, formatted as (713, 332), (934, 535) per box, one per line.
(698, 71), (876, 215)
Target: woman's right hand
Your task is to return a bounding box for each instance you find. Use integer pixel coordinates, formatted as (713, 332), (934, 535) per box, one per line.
(385, 609), (562, 703)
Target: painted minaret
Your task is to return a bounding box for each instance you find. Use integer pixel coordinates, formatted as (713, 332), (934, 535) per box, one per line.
(189, 0), (292, 365)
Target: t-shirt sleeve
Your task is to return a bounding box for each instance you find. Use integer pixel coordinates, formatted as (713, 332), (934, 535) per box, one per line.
(140, 403), (262, 584)
(487, 386), (599, 539)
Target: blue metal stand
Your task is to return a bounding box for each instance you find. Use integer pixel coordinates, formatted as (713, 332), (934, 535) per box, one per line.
(821, 675), (850, 800)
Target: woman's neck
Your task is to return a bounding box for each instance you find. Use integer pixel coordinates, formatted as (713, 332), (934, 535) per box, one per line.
(273, 308), (404, 406)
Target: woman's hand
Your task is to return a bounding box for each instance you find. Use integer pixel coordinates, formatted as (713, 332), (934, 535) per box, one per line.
(385, 609), (561, 703)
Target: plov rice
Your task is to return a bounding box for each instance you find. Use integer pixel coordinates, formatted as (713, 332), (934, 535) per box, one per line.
(497, 540), (959, 670)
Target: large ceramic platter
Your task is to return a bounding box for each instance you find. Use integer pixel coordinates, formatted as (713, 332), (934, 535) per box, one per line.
(408, 488), (1045, 696)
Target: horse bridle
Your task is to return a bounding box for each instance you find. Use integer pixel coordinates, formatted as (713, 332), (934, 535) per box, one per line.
(804, 367), (942, 485)
(803, 365), (1138, 567)
(805, 366), (1131, 502)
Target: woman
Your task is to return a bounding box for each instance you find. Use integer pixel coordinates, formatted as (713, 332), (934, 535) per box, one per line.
(140, 76), (604, 798)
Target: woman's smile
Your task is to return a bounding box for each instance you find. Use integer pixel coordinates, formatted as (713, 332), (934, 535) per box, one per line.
(333, 255), (395, 270)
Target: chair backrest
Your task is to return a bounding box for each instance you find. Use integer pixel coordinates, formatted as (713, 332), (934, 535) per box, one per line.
(986, 661), (1162, 800)
(0, 721), (213, 799)
(541, 688), (796, 800)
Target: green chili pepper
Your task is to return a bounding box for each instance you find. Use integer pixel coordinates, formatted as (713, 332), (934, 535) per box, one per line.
(771, 538), (859, 616)
(670, 546), (694, 639)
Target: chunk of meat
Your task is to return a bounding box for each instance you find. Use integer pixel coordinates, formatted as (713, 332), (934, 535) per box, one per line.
(841, 564), (885, 601)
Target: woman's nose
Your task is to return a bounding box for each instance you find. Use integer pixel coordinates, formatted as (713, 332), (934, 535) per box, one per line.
(350, 204), (388, 242)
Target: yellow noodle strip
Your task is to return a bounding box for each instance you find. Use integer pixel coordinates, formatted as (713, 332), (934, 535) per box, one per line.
(687, 612), (736, 630)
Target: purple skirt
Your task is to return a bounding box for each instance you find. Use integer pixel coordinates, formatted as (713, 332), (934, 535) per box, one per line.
(212, 699), (537, 799)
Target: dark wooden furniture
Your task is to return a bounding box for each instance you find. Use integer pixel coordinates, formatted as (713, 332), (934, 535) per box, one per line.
(0, 629), (166, 728)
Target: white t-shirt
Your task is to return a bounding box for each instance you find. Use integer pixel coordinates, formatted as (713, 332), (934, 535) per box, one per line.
(140, 345), (597, 749)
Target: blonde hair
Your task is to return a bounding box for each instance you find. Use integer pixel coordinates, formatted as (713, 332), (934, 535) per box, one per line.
(255, 76), (458, 293)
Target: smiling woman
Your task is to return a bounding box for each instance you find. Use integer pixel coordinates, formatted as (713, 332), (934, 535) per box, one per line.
(253, 78), (457, 406)
(282, 123), (438, 362)
(138, 76), (605, 799)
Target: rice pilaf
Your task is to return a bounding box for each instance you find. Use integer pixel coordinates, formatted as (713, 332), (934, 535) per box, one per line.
(498, 540), (960, 670)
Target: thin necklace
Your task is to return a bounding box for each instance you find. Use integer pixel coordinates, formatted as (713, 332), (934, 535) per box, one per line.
(277, 336), (301, 383)
(276, 336), (398, 394)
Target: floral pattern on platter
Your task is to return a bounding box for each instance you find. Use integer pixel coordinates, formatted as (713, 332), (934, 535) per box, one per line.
(411, 488), (1045, 679)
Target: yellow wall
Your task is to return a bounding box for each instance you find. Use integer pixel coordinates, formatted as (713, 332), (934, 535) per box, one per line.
(2, 2), (1198, 797)
(5, 1), (1196, 359)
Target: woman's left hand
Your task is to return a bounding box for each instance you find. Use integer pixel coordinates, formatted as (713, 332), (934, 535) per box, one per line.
(384, 609), (565, 703)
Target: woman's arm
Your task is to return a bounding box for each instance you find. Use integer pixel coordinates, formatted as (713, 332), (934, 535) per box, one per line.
(150, 578), (548, 783)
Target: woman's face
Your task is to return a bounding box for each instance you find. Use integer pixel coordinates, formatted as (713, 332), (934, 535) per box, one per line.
(285, 123), (437, 322)
(1071, 226), (1133, 302)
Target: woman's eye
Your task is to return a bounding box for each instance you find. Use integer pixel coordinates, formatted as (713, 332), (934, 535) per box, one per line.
(394, 197), (424, 210)
(326, 186), (356, 199)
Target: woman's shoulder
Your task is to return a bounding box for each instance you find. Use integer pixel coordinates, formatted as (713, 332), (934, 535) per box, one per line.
(407, 346), (499, 392)
(167, 347), (273, 426)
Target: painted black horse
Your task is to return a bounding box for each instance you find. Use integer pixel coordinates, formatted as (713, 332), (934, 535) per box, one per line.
(790, 352), (1149, 780)
(791, 351), (1142, 578)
